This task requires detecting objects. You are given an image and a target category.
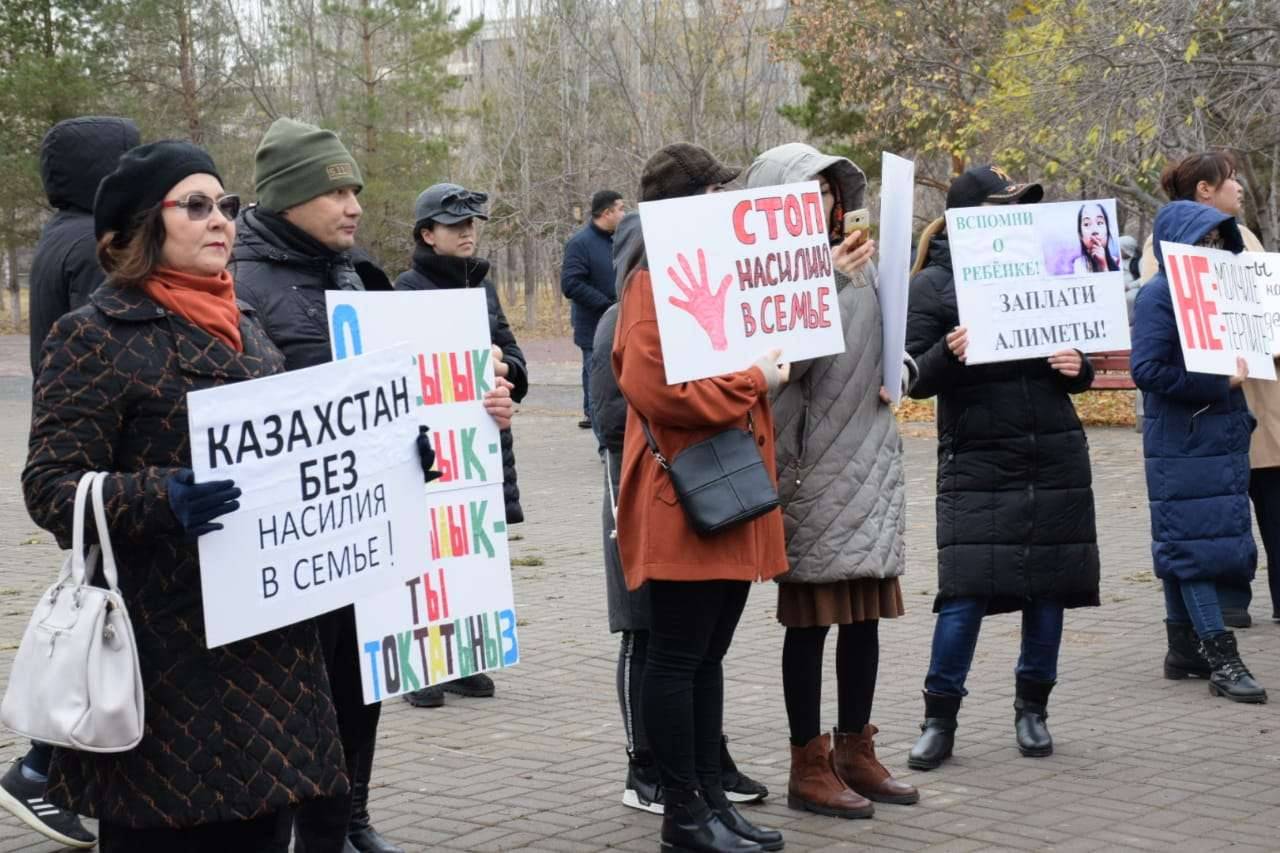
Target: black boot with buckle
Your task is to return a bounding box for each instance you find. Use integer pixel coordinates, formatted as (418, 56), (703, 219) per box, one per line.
(1201, 632), (1268, 704)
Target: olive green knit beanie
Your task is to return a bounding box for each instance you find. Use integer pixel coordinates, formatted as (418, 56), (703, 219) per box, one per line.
(253, 118), (363, 212)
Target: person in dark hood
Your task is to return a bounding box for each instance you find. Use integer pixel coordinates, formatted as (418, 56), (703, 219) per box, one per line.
(1130, 200), (1267, 704)
(394, 182), (527, 709)
(27, 116), (140, 375)
(904, 165), (1100, 771)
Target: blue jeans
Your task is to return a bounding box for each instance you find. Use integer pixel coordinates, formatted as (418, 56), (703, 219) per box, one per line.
(924, 597), (1064, 697)
(1162, 578), (1226, 640)
(580, 345), (592, 420)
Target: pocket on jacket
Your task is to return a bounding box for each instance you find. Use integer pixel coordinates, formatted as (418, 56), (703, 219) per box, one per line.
(655, 475), (679, 506)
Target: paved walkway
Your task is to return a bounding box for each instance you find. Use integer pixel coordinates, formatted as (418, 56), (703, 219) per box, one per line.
(0, 338), (1277, 851)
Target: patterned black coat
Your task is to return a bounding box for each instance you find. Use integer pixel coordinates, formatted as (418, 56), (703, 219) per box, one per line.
(23, 286), (346, 829)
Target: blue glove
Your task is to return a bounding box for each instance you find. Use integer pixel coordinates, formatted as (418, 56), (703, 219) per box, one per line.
(418, 426), (443, 483)
(167, 468), (241, 537)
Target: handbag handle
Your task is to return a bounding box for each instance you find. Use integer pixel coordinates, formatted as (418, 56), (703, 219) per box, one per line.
(636, 412), (755, 473)
(69, 473), (96, 587)
(89, 473), (121, 592)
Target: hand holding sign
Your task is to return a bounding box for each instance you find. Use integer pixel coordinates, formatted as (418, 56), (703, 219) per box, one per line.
(491, 345), (510, 379)
(1230, 356), (1249, 388)
(1048, 348), (1082, 378)
(668, 248), (731, 351)
(483, 378), (514, 429)
(947, 326), (969, 363)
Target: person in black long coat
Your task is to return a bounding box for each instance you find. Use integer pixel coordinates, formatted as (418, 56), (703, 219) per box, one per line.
(903, 166), (1101, 771)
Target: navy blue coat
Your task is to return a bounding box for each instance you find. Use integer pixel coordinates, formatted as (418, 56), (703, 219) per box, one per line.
(1131, 200), (1256, 585)
(560, 222), (616, 348)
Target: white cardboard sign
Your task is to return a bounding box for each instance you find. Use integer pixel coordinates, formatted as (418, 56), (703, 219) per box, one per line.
(878, 152), (915, 402)
(189, 345), (429, 648)
(638, 180), (846, 383)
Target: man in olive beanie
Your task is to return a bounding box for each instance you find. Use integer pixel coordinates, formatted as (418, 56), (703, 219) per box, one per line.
(229, 119), (402, 853)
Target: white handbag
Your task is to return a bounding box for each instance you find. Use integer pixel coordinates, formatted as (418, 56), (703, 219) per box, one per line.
(1, 472), (144, 752)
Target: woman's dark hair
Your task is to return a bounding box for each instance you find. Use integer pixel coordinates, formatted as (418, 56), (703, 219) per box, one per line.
(1159, 151), (1237, 201)
(96, 206), (167, 288)
(1077, 203), (1120, 272)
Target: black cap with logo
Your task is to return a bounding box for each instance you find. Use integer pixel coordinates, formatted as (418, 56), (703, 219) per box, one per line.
(945, 165), (1044, 210)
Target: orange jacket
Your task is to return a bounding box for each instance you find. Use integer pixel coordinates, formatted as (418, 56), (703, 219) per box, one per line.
(611, 267), (788, 590)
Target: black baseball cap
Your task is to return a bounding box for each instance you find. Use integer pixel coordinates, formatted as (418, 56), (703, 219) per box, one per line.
(945, 165), (1043, 210)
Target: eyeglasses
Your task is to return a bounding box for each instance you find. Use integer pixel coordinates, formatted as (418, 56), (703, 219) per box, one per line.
(161, 193), (241, 222)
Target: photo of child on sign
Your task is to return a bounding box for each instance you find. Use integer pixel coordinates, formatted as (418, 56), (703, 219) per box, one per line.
(947, 198), (1131, 364)
(638, 180), (847, 383)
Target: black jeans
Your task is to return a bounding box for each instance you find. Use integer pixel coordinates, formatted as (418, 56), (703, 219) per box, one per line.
(782, 621), (879, 746)
(100, 810), (292, 852)
(643, 579), (750, 794)
(617, 630), (651, 759)
(294, 605), (382, 852)
(1250, 465), (1280, 611)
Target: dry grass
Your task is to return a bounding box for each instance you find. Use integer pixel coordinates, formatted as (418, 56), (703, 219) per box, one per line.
(499, 287), (572, 340)
(0, 290), (30, 334)
(896, 389), (1137, 428)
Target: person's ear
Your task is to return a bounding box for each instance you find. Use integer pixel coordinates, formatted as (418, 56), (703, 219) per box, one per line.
(420, 227), (435, 247)
(1195, 180), (1212, 202)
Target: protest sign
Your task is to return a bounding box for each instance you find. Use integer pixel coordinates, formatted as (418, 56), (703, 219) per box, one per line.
(189, 345), (429, 648)
(639, 180), (845, 384)
(878, 152), (915, 402)
(326, 291), (520, 703)
(947, 199), (1131, 364)
(1159, 242), (1278, 380)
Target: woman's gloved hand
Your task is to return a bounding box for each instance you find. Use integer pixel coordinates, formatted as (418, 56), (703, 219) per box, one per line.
(166, 468), (241, 537)
(418, 426), (443, 483)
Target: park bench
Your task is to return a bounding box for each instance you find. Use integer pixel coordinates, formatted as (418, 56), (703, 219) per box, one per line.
(1089, 350), (1135, 390)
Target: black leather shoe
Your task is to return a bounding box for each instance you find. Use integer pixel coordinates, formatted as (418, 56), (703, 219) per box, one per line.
(720, 736), (768, 803)
(660, 789), (762, 852)
(907, 691), (960, 771)
(1164, 621), (1211, 679)
(1014, 678), (1054, 757)
(1201, 632), (1268, 703)
(347, 743), (406, 853)
(1222, 607), (1252, 629)
(712, 801), (783, 851)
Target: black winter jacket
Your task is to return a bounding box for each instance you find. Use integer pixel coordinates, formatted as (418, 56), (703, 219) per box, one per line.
(394, 245), (526, 524)
(560, 222), (616, 348)
(229, 207), (368, 372)
(24, 287), (345, 828)
(906, 233), (1100, 614)
(28, 117), (140, 374)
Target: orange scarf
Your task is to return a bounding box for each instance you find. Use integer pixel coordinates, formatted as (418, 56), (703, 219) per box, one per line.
(141, 268), (243, 352)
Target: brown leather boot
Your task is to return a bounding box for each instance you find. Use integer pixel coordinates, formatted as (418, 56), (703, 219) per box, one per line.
(787, 733), (874, 819)
(833, 725), (920, 805)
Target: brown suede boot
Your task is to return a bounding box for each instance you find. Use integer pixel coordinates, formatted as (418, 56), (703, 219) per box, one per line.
(787, 733), (874, 819)
(833, 725), (920, 805)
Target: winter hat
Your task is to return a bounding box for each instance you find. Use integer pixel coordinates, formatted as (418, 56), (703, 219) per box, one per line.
(590, 190), (622, 217)
(93, 140), (221, 240)
(413, 183), (489, 229)
(254, 118), (363, 213)
(946, 164), (1043, 210)
(640, 143), (740, 202)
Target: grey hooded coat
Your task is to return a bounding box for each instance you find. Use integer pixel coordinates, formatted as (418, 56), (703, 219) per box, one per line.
(744, 144), (910, 585)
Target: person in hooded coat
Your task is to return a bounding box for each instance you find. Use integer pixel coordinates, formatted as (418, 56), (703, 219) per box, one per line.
(395, 182), (527, 708)
(28, 116), (140, 375)
(904, 165), (1101, 771)
(743, 143), (919, 820)
(1130, 200), (1267, 704)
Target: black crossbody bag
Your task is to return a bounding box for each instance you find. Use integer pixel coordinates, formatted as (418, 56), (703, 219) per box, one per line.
(637, 412), (779, 536)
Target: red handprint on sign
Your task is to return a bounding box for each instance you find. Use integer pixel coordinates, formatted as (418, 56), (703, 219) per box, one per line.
(667, 248), (731, 351)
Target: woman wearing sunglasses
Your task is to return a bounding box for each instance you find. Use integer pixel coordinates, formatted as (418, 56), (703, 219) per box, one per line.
(22, 141), (346, 851)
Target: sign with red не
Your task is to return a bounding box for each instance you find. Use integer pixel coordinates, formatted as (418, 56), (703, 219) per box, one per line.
(1159, 241), (1277, 380)
(638, 181), (846, 384)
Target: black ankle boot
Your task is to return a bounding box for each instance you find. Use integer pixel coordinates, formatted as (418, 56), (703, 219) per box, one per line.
(348, 744), (405, 853)
(1013, 678), (1054, 757)
(1164, 621), (1211, 679)
(706, 788), (783, 851)
(1200, 632), (1268, 704)
(660, 788), (763, 852)
(907, 691), (960, 771)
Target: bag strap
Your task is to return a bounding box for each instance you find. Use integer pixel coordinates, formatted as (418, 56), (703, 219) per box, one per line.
(69, 473), (96, 586)
(604, 450), (619, 530)
(89, 473), (121, 592)
(636, 411), (755, 473)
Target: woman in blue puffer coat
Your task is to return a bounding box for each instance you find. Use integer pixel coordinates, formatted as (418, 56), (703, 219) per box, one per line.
(1130, 199), (1266, 703)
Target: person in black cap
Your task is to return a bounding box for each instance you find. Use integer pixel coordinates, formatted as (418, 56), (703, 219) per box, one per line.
(394, 183), (527, 709)
(561, 190), (625, 430)
(903, 165), (1100, 770)
(23, 139), (356, 851)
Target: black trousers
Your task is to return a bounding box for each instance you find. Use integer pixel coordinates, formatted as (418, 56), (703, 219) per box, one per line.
(1250, 465), (1280, 611)
(617, 630), (651, 759)
(294, 605), (382, 852)
(100, 810), (292, 853)
(782, 621), (880, 746)
(643, 579), (750, 794)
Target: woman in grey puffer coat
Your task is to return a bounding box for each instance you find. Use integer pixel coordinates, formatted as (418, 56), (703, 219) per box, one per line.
(744, 143), (919, 820)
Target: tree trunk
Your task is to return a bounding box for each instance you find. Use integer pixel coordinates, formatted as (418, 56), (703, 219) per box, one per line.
(177, 0), (203, 143)
(6, 241), (20, 326)
(523, 236), (537, 328)
(505, 243), (518, 304)
(361, 0), (376, 155)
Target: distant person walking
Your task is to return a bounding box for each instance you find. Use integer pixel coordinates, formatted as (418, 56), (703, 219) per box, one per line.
(562, 190), (624, 430)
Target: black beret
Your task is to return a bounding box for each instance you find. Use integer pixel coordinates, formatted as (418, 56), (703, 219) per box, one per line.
(93, 140), (222, 240)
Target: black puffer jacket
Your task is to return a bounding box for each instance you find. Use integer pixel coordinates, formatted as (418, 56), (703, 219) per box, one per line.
(229, 207), (368, 372)
(28, 116), (140, 374)
(906, 231), (1100, 615)
(394, 245), (527, 524)
(24, 287), (345, 828)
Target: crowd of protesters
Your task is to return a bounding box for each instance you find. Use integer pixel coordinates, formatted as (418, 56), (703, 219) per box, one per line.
(6, 111), (1277, 853)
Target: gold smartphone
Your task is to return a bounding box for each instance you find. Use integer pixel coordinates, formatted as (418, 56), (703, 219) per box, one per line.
(844, 208), (872, 243)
